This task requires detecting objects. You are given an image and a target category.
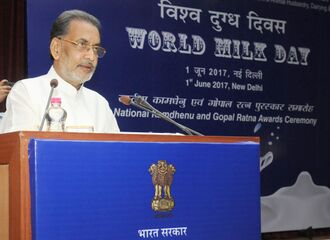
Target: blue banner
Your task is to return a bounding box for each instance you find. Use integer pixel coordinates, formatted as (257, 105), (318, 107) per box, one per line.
(28, 139), (260, 240)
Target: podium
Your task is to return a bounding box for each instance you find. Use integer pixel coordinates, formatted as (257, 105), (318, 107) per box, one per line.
(0, 131), (260, 240)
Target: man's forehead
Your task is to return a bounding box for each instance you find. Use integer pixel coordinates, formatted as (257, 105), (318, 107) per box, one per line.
(66, 20), (100, 39)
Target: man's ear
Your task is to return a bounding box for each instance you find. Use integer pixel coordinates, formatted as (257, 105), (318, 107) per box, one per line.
(50, 38), (61, 60)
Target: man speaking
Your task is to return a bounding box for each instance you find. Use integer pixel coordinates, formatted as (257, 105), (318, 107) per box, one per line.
(0, 9), (119, 133)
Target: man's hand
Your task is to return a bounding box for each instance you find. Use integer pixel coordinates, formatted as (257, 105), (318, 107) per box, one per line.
(0, 79), (12, 103)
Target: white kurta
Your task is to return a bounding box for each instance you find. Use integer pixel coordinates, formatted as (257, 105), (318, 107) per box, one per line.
(0, 66), (120, 133)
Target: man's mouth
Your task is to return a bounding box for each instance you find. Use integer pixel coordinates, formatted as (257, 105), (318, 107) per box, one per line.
(78, 64), (94, 72)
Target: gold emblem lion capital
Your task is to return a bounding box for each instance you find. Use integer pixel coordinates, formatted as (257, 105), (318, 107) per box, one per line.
(149, 160), (176, 211)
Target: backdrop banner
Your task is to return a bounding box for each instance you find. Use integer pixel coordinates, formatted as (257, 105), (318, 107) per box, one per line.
(27, 0), (330, 232)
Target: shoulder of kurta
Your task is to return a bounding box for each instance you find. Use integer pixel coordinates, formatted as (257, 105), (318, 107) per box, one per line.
(82, 87), (109, 104)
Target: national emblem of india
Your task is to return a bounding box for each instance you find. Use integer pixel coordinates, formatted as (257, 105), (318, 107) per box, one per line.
(149, 160), (176, 212)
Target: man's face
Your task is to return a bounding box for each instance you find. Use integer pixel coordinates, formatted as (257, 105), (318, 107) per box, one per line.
(54, 20), (100, 88)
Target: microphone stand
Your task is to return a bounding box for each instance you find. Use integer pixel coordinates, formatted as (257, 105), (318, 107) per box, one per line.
(39, 79), (58, 131)
(132, 96), (204, 136)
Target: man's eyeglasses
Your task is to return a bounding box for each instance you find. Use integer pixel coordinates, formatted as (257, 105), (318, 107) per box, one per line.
(57, 37), (106, 58)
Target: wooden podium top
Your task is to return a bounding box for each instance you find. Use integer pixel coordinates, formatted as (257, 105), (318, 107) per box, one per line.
(0, 130), (259, 144)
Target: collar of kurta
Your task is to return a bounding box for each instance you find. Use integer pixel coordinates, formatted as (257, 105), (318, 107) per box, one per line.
(47, 66), (85, 96)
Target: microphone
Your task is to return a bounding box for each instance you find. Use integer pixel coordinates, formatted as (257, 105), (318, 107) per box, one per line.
(39, 79), (58, 131)
(119, 95), (154, 114)
(50, 79), (58, 88)
(118, 95), (134, 106)
(119, 95), (203, 136)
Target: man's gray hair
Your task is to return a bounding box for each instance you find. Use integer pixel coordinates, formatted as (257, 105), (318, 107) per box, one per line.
(50, 9), (101, 40)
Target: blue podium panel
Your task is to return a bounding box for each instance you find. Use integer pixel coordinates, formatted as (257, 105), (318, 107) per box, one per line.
(28, 139), (260, 240)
